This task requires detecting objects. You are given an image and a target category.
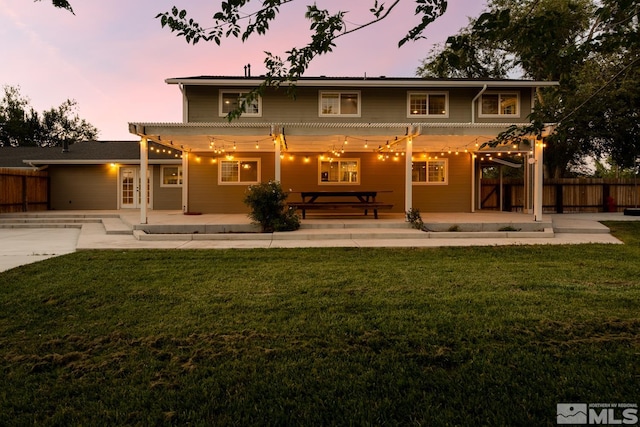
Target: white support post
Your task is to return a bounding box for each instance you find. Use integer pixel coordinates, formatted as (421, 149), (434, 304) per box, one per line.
(181, 151), (189, 213)
(139, 137), (148, 224)
(524, 153), (532, 213)
(404, 136), (413, 217)
(533, 137), (544, 221)
(275, 134), (281, 182)
(471, 153), (476, 213)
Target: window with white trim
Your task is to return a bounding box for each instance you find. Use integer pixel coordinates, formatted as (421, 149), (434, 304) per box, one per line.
(160, 165), (183, 187)
(479, 92), (519, 117)
(319, 91), (361, 116)
(219, 159), (260, 184)
(408, 92), (449, 117)
(412, 159), (448, 185)
(219, 90), (262, 117)
(319, 158), (359, 184)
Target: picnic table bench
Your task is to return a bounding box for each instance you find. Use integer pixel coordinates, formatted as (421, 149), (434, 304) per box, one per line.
(288, 191), (393, 219)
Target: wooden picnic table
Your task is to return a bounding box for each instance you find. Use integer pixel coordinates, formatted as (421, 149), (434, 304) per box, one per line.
(288, 190), (393, 219)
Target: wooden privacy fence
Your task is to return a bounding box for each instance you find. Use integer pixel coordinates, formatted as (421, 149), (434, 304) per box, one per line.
(482, 178), (640, 213)
(0, 168), (49, 213)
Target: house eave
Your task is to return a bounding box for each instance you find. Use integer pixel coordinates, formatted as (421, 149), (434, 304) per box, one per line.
(129, 121), (538, 130)
(165, 77), (560, 89)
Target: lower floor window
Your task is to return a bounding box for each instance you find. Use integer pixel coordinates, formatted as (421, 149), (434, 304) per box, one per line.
(160, 165), (183, 187)
(412, 159), (447, 184)
(219, 159), (260, 184)
(320, 159), (359, 184)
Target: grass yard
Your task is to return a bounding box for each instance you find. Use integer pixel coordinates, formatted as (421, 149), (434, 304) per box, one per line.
(1, 222), (639, 426)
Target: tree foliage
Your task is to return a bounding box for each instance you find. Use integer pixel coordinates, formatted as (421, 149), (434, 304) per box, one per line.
(156, 0), (448, 120)
(37, 0), (74, 14)
(0, 85), (98, 147)
(419, 0), (640, 177)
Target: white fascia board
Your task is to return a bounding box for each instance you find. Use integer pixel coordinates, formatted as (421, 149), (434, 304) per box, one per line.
(22, 159), (181, 165)
(129, 122), (540, 130)
(165, 78), (559, 88)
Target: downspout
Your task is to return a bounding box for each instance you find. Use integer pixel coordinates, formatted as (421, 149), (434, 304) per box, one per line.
(471, 84), (488, 124)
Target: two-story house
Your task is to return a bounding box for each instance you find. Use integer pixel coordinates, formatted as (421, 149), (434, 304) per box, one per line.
(128, 76), (557, 222)
(4, 76), (556, 219)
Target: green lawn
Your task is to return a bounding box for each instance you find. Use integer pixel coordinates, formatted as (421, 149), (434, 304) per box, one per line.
(1, 222), (639, 426)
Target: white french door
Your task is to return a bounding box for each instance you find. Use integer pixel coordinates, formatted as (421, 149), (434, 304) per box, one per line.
(119, 167), (152, 209)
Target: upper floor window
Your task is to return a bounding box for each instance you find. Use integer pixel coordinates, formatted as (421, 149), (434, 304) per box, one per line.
(412, 159), (448, 185)
(479, 93), (519, 117)
(408, 92), (449, 117)
(319, 91), (361, 117)
(219, 159), (260, 184)
(160, 165), (182, 187)
(219, 90), (262, 117)
(319, 158), (359, 184)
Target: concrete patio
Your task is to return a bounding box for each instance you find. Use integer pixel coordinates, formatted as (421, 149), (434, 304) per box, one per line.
(0, 210), (633, 273)
(2, 209), (637, 272)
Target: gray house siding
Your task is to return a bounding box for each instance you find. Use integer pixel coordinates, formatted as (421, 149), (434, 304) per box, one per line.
(186, 86), (218, 122)
(412, 155), (472, 213)
(49, 165), (118, 210)
(184, 85), (535, 125)
(187, 152), (276, 214)
(152, 167), (182, 210)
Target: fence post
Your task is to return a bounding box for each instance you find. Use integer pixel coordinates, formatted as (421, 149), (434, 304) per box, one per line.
(603, 183), (610, 212)
(556, 184), (563, 214)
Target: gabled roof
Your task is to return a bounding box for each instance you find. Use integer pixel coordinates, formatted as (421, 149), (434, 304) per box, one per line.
(166, 75), (560, 88)
(0, 140), (181, 168)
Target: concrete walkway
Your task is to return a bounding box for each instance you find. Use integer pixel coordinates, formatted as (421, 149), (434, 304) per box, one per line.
(0, 228), (80, 272)
(0, 211), (637, 272)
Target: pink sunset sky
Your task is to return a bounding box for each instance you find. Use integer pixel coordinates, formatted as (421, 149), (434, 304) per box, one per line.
(0, 0), (487, 141)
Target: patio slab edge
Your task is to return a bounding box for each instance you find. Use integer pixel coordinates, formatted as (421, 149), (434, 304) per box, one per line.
(133, 228), (556, 241)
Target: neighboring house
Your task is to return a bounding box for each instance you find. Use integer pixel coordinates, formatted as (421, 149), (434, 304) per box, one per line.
(1, 76), (558, 218)
(129, 76), (557, 220)
(0, 141), (182, 210)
